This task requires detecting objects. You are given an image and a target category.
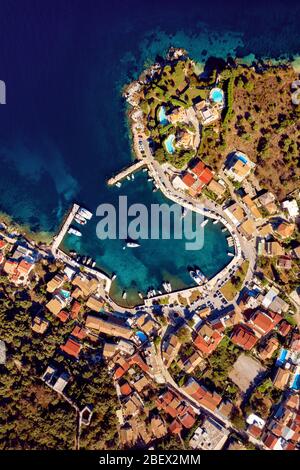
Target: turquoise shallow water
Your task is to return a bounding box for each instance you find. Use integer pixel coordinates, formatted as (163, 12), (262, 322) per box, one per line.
(0, 0), (299, 303)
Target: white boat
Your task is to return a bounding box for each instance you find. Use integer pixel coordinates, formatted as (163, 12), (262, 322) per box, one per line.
(228, 252), (234, 257)
(92, 261), (96, 267)
(138, 292), (143, 299)
(122, 291), (127, 299)
(221, 227), (227, 233)
(180, 207), (188, 219)
(116, 182), (122, 188)
(126, 241), (140, 248)
(78, 207), (93, 220)
(74, 215), (87, 225)
(189, 270), (203, 285)
(68, 227), (82, 237)
(213, 219), (219, 224)
(131, 174), (135, 180)
(112, 273), (117, 281)
(200, 219), (208, 228)
(196, 268), (207, 283)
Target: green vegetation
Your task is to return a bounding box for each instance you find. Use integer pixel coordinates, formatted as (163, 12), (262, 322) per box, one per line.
(203, 336), (240, 398)
(220, 261), (249, 301)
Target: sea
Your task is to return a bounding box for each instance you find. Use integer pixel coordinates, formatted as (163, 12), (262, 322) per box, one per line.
(0, 0), (299, 305)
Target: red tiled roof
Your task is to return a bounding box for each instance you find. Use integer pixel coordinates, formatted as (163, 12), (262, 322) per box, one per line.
(194, 329), (223, 355)
(71, 325), (86, 339)
(182, 173), (196, 188)
(128, 353), (149, 373)
(169, 419), (183, 434)
(57, 310), (69, 323)
(60, 338), (82, 358)
(119, 382), (132, 396)
(114, 366), (126, 379)
(278, 320), (291, 337)
(248, 424), (263, 439)
(180, 412), (196, 429)
(70, 301), (81, 319)
(250, 311), (274, 335)
(192, 161), (205, 177)
(18, 259), (33, 273)
(199, 167), (213, 184)
(231, 324), (258, 350)
(263, 432), (278, 449)
(0, 239), (6, 249)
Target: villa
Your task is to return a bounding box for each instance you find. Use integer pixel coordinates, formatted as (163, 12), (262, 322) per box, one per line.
(195, 100), (220, 126)
(224, 151), (256, 182)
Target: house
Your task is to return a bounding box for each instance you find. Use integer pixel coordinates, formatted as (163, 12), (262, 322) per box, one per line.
(42, 365), (70, 394)
(119, 382), (133, 397)
(118, 339), (135, 355)
(224, 202), (245, 226)
(276, 256), (292, 270)
(257, 191), (276, 208)
(46, 298), (65, 316)
(71, 325), (86, 340)
(276, 221), (295, 239)
(239, 218), (256, 239)
(86, 296), (104, 312)
(194, 323), (223, 356)
(242, 195), (262, 220)
(150, 416), (167, 439)
(103, 342), (118, 359)
(31, 316), (49, 334)
(282, 199), (299, 219)
(259, 337), (279, 361)
(189, 418), (229, 450)
(162, 333), (181, 368)
(262, 287), (279, 309)
(263, 240), (285, 257)
(273, 368), (290, 390)
(195, 101), (220, 126)
(80, 405), (93, 426)
(57, 310), (69, 323)
(47, 274), (64, 293)
(86, 315), (133, 340)
(248, 309), (281, 338)
(224, 151), (255, 182)
(135, 313), (158, 337)
(191, 161), (213, 185)
(230, 324), (258, 350)
(183, 378), (222, 411)
(70, 300), (81, 319)
(3, 258), (34, 285)
(179, 350), (206, 374)
(72, 274), (98, 298)
(180, 173), (202, 196)
(122, 393), (143, 417)
(60, 338), (82, 359)
(278, 321), (292, 337)
(207, 179), (226, 198)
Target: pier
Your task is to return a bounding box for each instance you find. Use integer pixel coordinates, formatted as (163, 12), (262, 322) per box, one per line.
(51, 203), (80, 256)
(107, 160), (146, 186)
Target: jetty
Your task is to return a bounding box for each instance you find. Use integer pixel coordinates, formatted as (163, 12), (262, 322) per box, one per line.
(107, 160), (146, 186)
(51, 203), (79, 256)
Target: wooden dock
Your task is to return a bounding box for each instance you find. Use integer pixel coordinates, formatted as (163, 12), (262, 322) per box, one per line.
(107, 160), (146, 186)
(51, 203), (80, 255)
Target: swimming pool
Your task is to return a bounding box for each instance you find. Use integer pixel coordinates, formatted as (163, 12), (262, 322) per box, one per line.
(210, 87), (224, 104)
(164, 134), (175, 154)
(60, 289), (70, 299)
(291, 374), (300, 390)
(276, 348), (288, 367)
(236, 152), (248, 164)
(136, 331), (148, 343)
(159, 106), (168, 125)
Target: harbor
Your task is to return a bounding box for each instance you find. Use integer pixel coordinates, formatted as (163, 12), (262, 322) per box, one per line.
(51, 203), (80, 256)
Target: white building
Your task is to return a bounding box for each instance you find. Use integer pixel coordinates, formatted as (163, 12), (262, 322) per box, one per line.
(282, 199), (299, 219)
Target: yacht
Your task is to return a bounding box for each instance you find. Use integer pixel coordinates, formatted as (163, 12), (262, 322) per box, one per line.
(111, 273), (117, 281)
(126, 241), (140, 248)
(122, 291), (127, 299)
(78, 207), (93, 220)
(189, 269), (203, 285)
(92, 261), (96, 268)
(195, 268), (207, 283)
(200, 219), (208, 228)
(68, 227), (82, 237)
(116, 182), (122, 188)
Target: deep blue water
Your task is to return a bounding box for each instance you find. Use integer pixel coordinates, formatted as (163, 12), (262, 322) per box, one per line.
(0, 0), (299, 303)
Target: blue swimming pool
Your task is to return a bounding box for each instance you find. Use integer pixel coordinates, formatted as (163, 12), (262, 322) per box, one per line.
(236, 152), (248, 164)
(159, 106), (168, 125)
(164, 134), (175, 154)
(136, 331), (148, 343)
(210, 87), (224, 104)
(60, 289), (70, 299)
(276, 348), (288, 367)
(291, 374), (300, 391)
